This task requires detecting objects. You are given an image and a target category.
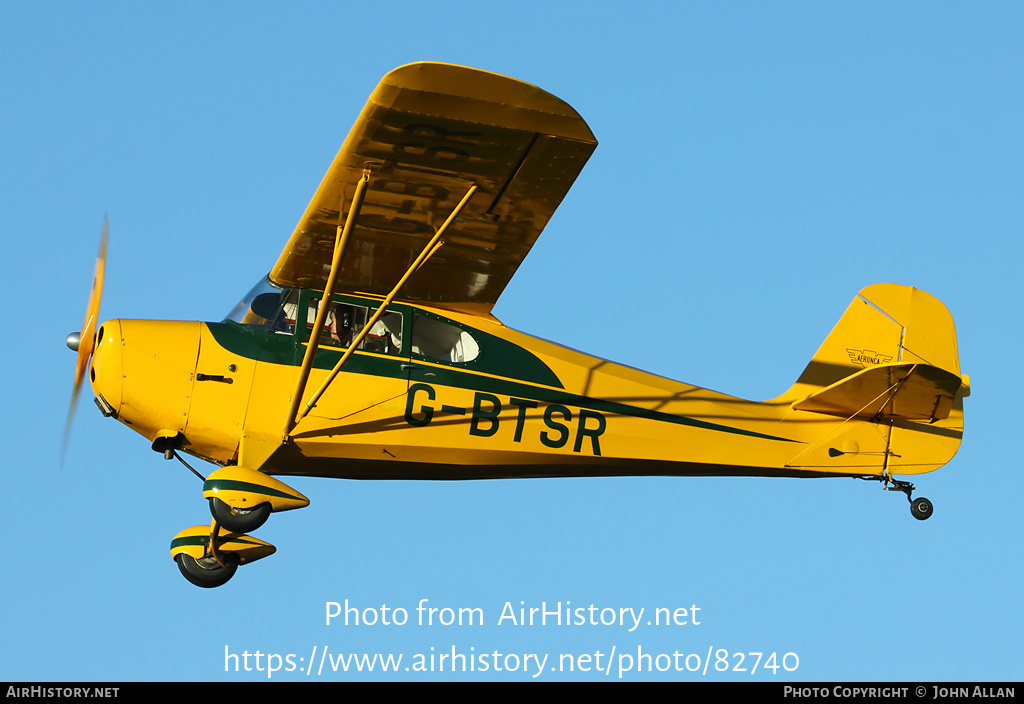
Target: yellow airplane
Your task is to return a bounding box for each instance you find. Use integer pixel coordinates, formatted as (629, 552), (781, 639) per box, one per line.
(66, 63), (969, 588)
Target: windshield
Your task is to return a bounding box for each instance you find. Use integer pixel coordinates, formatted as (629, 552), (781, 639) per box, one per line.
(224, 276), (300, 334)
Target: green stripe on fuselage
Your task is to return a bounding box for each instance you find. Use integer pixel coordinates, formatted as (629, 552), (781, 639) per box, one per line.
(206, 321), (796, 444)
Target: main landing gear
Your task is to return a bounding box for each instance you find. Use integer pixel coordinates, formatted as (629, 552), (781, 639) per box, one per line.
(168, 452), (310, 588)
(175, 549), (240, 589)
(208, 497), (272, 533)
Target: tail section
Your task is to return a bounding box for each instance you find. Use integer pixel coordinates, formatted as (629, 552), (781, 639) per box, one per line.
(780, 284), (968, 476)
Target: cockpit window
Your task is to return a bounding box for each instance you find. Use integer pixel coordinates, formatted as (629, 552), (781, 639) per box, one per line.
(224, 277), (299, 334)
(308, 298), (403, 355)
(412, 314), (479, 363)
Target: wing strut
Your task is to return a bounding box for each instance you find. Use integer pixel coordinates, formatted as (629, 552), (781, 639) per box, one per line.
(283, 171), (371, 437)
(285, 182), (479, 436)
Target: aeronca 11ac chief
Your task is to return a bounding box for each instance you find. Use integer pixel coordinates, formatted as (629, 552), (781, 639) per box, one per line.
(66, 62), (969, 588)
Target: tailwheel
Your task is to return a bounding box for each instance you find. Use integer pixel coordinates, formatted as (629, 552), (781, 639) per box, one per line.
(209, 497), (271, 533)
(880, 475), (935, 520)
(910, 496), (934, 521)
(175, 552), (240, 589)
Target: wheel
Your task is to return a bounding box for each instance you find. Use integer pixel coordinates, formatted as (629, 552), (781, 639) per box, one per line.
(175, 552), (239, 588)
(910, 496), (934, 521)
(209, 497), (271, 533)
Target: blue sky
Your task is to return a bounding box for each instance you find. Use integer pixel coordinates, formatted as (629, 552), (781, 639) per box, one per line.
(2, 1), (1021, 682)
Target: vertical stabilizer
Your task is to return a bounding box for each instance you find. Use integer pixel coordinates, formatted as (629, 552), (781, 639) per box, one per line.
(781, 283), (960, 402)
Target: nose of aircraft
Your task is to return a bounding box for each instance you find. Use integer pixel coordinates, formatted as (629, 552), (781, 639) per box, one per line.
(89, 319), (123, 418)
(88, 319), (202, 443)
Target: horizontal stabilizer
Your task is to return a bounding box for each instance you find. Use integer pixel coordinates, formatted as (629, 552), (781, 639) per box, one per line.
(792, 362), (962, 422)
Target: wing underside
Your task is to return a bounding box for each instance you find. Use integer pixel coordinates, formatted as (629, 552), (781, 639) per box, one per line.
(269, 62), (598, 315)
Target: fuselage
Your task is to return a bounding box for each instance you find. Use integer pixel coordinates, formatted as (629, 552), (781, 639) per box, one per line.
(88, 282), (959, 482)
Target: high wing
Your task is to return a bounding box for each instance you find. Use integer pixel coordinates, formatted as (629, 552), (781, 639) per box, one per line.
(268, 62), (598, 315)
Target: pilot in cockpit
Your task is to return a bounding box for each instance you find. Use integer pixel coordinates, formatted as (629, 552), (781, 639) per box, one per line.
(326, 303), (355, 347)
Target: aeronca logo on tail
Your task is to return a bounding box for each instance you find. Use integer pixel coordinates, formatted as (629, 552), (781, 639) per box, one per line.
(846, 348), (893, 366)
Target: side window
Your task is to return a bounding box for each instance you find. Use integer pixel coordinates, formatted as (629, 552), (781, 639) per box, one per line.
(412, 314), (480, 363)
(363, 309), (403, 355)
(308, 298), (403, 355)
